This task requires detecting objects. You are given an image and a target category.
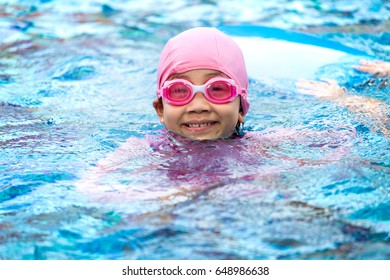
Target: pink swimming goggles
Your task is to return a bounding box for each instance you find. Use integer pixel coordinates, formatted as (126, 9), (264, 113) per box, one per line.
(157, 77), (248, 106)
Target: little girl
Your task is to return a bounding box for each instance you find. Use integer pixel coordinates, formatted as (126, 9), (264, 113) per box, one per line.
(76, 27), (385, 208)
(76, 27), (257, 205)
(152, 27), (250, 141)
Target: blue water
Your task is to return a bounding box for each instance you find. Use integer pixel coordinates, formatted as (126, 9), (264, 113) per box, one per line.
(1, 0), (390, 260)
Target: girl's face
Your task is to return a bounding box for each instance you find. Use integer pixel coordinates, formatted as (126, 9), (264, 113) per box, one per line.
(153, 69), (244, 140)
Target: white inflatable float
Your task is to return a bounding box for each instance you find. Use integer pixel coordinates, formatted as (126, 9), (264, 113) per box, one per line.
(219, 25), (369, 81)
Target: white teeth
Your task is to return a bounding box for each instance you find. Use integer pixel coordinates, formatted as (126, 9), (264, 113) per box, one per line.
(187, 122), (213, 128)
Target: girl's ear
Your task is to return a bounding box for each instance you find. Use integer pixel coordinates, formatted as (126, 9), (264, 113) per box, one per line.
(153, 98), (165, 124)
(238, 113), (244, 124)
(236, 113), (245, 136)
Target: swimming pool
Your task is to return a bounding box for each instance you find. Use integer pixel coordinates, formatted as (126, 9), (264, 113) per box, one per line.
(1, 0), (389, 260)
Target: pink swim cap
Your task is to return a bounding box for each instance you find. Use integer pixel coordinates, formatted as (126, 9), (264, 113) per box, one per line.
(157, 27), (250, 116)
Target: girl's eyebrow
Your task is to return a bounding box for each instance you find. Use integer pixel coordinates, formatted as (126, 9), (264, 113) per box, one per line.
(170, 73), (189, 79)
(206, 72), (226, 78)
(171, 71), (226, 80)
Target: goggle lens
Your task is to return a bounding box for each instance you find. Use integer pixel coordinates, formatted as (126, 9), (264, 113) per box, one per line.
(207, 80), (233, 100)
(167, 83), (192, 102)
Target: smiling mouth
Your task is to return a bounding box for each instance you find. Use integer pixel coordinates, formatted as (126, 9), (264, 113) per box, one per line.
(185, 122), (216, 128)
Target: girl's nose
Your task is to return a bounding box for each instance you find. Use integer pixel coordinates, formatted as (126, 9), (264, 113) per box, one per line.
(186, 92), (211, 113)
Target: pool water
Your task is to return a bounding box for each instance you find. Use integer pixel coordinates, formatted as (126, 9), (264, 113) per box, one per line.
(1, 0), (390, 259)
